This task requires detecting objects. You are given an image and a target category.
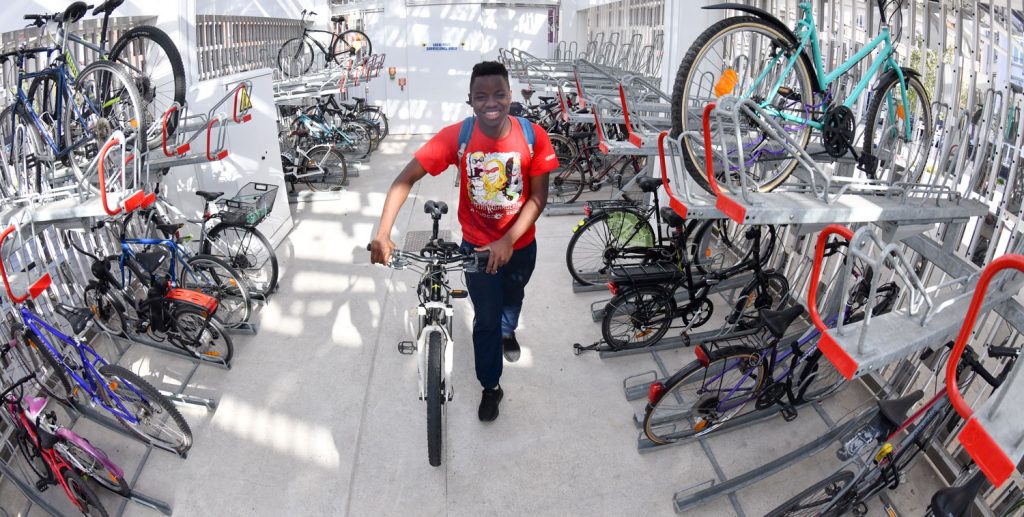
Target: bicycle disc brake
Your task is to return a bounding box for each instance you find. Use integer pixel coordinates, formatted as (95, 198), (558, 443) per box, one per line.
(821, 105), (856, 158)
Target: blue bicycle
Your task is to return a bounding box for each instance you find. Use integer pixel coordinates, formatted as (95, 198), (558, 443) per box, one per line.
(642, 269), (900, 445)
(0, 2), (144, 191)
(0, 227), (193, 456)
(108, 211), (252, 327)
(671, 0), (931, 193)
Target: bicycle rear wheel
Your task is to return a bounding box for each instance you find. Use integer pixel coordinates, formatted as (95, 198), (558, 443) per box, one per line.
(97, 364), (193, 454)
(765, 470), (855, 517)
(170, 306), (234, 364)
(426, 331), (444, 467)
(181, 254), (252, 327)
(358, 107), (388, 139)
(861, 74), (933, 184)
(692, 221), (776, 276)
(278, 37), (314, 77)
(59, 466), (109, 517)
(57, 439), (130, 496)
(332, 29), (373, 63)
(793, 349), (846, 403)
(601, 286), (676, 350)
(565, 209), (656, 286)
(203, 222), (280, 298)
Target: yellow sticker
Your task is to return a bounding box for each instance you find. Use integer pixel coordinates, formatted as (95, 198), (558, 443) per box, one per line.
(238, 86), (253, 112)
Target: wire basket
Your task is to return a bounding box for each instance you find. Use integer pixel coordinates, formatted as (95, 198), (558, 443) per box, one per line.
(217, 182), (278, 226)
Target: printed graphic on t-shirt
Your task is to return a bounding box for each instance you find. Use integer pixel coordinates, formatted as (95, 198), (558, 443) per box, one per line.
(465, 151), (524, 219)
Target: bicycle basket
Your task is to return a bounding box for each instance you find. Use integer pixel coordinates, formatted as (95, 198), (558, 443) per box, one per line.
(217, 182), (278, 226)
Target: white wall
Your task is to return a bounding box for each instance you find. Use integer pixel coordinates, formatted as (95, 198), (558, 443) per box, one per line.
(195, 0), (330, 22)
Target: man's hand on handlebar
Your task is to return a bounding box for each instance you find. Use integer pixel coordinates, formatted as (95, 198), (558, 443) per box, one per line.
(475, 235), (513, 274)
(369, 235), (396, 265)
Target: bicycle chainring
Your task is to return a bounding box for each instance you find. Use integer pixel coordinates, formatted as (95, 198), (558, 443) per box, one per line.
(681, 298), (714, 328)
(754, 382), (786, 410)
(821, 105), (856, 158)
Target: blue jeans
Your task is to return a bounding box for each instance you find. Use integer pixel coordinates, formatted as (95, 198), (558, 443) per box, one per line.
(461, 239), (537, 390)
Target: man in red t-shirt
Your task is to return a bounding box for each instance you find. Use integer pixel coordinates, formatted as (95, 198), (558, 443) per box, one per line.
(370, 61), (558, 422)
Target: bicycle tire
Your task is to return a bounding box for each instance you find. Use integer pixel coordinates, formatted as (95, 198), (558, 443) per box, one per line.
(426, 330), (443, 467)
(203, 222), (280, 298)
(278, 37), (314, 77)
(357, 107), (389, 139)
(336, 120), (373, 159)
(601, 285), (676, 350)
(0, 103), (48, 195)
(565, 210), (656, 286)
(181, 254), (252, 327)
(15, 429), (50, 481)
(765, 470), (855, 517)
(83, 286), (127, 336)
(671, 17), (814, 194)
(107, 25), (187, 146)
(643, 345), (767, 444)
(62, 60), (145, 185)
(96, 364), (193, 454)
(59, 465), (109, 516)
(549, 158), (586, 204)
(729, 271), (790, 327)
(793, 348), (846, 403)
(19, 333), (73, 404)
(692, 221), (776, 276)
(861, 73), (933, 184)
(331, 29), (373, 64)
(302, 144), (348, 192)
(170, 305), (234, 364)
(56, 438), (130, 496)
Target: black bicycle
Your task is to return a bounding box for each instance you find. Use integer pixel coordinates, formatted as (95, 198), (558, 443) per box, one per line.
(277, 9), (372, 77)
(598, 224), (785, 350)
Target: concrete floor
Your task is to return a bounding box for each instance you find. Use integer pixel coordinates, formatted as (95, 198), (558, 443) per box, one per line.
(1, 135), (948, 516)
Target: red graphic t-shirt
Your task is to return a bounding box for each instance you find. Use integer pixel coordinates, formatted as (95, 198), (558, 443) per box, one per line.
(414, 117), (559, 249)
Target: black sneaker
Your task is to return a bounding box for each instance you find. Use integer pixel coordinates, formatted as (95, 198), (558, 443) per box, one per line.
(478, 386), (503, 422)
(502, 334), (521, 362)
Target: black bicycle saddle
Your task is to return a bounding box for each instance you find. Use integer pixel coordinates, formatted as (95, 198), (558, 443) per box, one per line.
(195, 190), (224, 202)
(759, 305), (805, 339)
(877, 389), (924, 430)
(637, 176), (663, 193)
(55, 304), (93, 335)
(930, 472), (987, 517)
(424, 200), (448, 217)
(57, 2), (90, 25)
(659, 206), (685, 228)
(92, 0), (125, 16)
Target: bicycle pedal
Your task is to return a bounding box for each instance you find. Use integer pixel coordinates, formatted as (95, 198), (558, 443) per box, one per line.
(397, 341), (416, 354)
(35, 479), (49, 492)
(779, 404), (798, 422)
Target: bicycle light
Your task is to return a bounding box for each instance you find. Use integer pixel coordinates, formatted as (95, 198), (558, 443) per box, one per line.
(583, 202), (592, 218)
(451, 290), (467, 299)
(648, 381), (666, 404)
(607, 282), (618, 295)
(695, 344), (710, 367)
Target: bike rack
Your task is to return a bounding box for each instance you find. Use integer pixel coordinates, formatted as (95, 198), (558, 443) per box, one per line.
(272, 53), (385, 104)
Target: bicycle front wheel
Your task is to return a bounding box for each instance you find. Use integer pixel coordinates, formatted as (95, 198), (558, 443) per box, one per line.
(332, 30), (373, 64)
(426, 331), (444, 467)
(171, 305), (234, 364)
(565, 209), (656, 286)
(601, 286), (676, 350)
(97, 364), (193, 454)
(765, 470), (855, 517)
(793, 348), (846, 403)
(59, 466), (109, 517)
(692, 221), (776, 276)
(672, 16), (814, 194)
(181, 254), (252, 327)
(203, 222), (280, 298)
(644, 345), (766, 444)
(862, 73), (933, 185)
(107, 25), (187, 147)
(278, 37), (314, 77)
(357, 107), (389, 139)
(729, 271), (790, 328)
(57, 439), (130, 496)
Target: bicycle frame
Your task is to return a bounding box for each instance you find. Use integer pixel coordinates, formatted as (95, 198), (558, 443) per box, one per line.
(750, 2), (912, 139)
(6, 401), (87, 511)
(20, 308), (143, 424)
(8, 63), (95, 159)
(119, 236), (217, 290)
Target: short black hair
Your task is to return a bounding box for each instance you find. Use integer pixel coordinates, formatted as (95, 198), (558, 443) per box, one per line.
(469, 61), (510, 90)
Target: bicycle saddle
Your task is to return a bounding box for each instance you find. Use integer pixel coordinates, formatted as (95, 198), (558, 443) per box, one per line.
(424, 200), (448, 217)
(55, 304), (94, 335)
(92, 0), (125, 16)
(877, 389), (924, 430)
(637, 175), (664, 193)
(340, 102), (358, 110)
(157, 223), (183, 237)
(331, 14), (346, 23)
(57, 2), (89, 25)
(759, 305), (805, 339)
(352, 97), (365, 104)
(930, 472), (987, 517)
(659, 206), (685, 228)
(195, 190), (224, 202)
(134, 251), (167, 273)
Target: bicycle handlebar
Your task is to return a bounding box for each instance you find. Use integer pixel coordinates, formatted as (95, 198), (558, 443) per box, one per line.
(0, 374), (36, 402)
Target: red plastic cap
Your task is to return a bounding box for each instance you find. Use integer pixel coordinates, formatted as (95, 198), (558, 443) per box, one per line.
(959, 418), (1015, 488)
(695, 345), (710, 367)
(28, 274), (50, 299)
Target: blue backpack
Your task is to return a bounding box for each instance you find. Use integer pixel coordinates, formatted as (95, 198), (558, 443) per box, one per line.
(456, 116), (535, 169)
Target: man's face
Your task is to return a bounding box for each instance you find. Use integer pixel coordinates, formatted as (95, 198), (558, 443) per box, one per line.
(468, 75), (511, 132)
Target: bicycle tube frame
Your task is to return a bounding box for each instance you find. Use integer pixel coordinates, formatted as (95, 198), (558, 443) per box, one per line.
(12, 65), (101, 159)
(120, 237), (212, 288)
(20, 309), (142, 423)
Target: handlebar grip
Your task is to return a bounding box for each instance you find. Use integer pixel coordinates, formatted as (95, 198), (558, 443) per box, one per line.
(988, 345), (1019, 359)
(963, 350), (1003, 389)
(366, 244), (371, 251)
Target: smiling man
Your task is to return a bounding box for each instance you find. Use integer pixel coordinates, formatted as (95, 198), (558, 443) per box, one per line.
(370, 61), (558, 422)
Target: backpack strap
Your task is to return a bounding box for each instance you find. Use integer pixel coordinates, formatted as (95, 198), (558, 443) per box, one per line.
(516, 116), (534, 158)
(456, 116), (475, 170)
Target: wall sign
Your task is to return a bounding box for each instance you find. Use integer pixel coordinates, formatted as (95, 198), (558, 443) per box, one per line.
(424, 42), (462, 51)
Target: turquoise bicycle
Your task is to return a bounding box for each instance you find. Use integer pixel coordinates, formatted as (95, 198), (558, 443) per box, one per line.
(670, 0), (932, 193)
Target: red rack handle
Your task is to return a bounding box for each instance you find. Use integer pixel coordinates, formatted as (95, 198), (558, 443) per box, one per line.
(206, 117), (228, 161)
(233, 84), (253, 124)
(161, 105), (179, 157)
(701, 102), (746, 222)
(97, 137), (122, 216)
(592, 109), (609, 155)
(558, 89), (569, 123)
(573, 71), (586, 110)
(619, 84), (641, 148)
(657, 131), (687, 218)
(0, 225), (50, 303)
(806, 224), (857, 379)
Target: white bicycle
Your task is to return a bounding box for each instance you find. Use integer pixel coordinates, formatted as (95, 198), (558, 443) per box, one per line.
(372, 200), (488, 466)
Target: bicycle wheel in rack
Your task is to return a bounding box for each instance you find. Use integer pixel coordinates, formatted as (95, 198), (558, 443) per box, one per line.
(203, 222), (280, 298)
(181, 254), (252, 327)
(278, 37), (314, 77)
(764, 470), (855, 517)
(332, 29), (373, 64)
(170, 305), (234, 364)
(692, 221), (776, 276)
(671, 16), (814, 194)
(601, 286), (676, 350)
(729, 271), (790, 328)
(862, 74), (933, 185)
(565, 209), (656, 286)
(58, 465), (109, 516)
(0, 103), (49, 195)
(357, 107), (388, 139)
(107, 25), (187, 147)
(643, 345), (767, 444)
(792, 349), (846, 403)
(18, 333), (73, 404)
(97, 364), (193, 455)
(56, 439), (130, 496)
(426, 331), (444, 467)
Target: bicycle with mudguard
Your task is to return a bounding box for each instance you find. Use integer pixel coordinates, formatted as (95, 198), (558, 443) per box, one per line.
(369, 200), (489, 467)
